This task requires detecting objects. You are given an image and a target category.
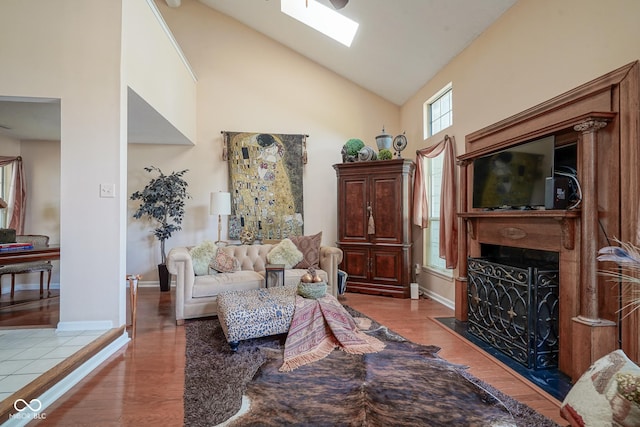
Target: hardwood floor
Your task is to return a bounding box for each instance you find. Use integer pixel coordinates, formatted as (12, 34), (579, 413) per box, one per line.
(0, 290), (60, 328)
(11, 288), (565, 426)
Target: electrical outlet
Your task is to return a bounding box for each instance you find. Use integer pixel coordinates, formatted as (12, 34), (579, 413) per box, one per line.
(100, 183), (116, 198)
(414, 263), (421, 275)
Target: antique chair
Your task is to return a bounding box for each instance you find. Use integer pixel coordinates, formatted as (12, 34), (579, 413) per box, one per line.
(0, 234), (53, 298)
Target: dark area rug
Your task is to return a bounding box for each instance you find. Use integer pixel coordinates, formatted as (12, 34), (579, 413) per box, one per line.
(184, 307), (559, 427)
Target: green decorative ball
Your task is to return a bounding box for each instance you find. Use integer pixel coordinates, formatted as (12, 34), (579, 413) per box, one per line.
(378, 149), (393, 160)
(344, 138), (365, 156)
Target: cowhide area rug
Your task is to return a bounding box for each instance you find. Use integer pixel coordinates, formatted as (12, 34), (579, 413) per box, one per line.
(184, 307), (559, 427)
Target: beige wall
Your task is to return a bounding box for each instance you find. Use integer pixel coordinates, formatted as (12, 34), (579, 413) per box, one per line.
(0, 0), (127, 329)
(403, 0), (640, 304)
(125, 0), (197, 143)
(3, 0), (640, 319)
(0, 135), (20, 157)
(19, 140), (62, 286)
(126, 0), (400, 279)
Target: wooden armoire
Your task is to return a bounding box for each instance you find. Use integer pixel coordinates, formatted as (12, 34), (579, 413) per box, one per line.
(333, 158), (415, 298)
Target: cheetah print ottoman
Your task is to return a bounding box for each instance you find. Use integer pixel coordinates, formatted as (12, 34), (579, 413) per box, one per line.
(217, 285), (297, 351)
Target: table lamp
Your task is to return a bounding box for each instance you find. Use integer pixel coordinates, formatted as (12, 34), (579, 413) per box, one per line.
(210, 191), (231, 244)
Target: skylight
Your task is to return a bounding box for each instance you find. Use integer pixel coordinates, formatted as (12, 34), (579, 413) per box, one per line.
(281, 0), (359, 47)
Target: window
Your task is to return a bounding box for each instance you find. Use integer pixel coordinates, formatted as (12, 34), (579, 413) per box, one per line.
(281, 0), (359, 47)
(423, 153), (449, 273)
(421, 82), (453, 274)
(424, 83), (452, 139)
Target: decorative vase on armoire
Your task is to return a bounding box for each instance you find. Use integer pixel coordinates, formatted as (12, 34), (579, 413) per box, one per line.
(333, 158), (415, 298)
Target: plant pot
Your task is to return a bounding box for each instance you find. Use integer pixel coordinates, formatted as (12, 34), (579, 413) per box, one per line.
(158, 263), (170, 292)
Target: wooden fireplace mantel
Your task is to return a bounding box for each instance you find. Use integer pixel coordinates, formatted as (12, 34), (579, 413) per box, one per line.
(459, 210), (579, 251)
(456, 61), (640, 381)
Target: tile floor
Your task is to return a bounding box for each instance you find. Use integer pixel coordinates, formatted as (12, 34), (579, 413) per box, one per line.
(0, 328), (108, 401)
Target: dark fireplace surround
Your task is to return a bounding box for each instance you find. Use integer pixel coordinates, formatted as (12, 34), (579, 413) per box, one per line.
(467, 246), (559, 370)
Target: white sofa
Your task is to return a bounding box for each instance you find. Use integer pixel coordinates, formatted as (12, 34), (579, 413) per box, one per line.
(167, 243), (343, 325)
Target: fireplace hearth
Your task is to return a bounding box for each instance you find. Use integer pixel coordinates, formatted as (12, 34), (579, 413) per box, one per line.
(467, 256), (559, 370)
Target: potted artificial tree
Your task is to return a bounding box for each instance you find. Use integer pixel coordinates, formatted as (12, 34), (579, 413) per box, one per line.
(131, 166), (190, 291)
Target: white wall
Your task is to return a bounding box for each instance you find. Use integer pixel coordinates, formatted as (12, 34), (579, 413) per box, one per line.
(402, 0), (640, 303)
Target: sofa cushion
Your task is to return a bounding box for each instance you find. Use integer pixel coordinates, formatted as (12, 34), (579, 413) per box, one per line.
(192, 270), (265, 298)
(189, 240), (218, 276)
(561, 349), (640, 427)
(290, 232), (322, 269)
(210, 249), (236, 273)
(267, 238), (303, 269)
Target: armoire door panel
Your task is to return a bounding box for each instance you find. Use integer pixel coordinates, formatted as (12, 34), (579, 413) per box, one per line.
(341, 177), (368, 241)
(340, 246), (369, 282)
(371, 248), (403, 285)
(370, 175), (402, 243)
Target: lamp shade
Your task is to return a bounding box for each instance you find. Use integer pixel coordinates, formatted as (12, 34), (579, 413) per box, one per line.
(210, 191), (231, 216)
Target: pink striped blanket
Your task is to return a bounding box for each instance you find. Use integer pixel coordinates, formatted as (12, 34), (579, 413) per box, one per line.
(279, 294), (385, 372)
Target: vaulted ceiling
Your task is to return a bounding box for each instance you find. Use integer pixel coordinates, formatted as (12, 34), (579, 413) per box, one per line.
(197, 0), (518, 105)
(0, 0), (517, 142)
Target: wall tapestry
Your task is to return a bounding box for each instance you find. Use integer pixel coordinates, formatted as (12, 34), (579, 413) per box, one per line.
(223, 131), (307, 240)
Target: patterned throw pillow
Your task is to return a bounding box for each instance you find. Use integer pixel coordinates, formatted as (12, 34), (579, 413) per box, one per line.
(209, 248), (237, 273)
(561, 349), (640, 426)
(290, 232), (322, 269)
(189, 241), (218, 276)
(267, 238), (303, 269)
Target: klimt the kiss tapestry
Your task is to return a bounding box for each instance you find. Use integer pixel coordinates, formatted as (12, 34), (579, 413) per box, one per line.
(223, 131), (306, 240)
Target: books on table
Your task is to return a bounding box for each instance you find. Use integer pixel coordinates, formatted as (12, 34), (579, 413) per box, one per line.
(0, 242), (34, 252)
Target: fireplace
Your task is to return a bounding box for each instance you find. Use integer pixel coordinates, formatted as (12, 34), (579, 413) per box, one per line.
(455, 63), (640, 380)
(466, 246), (559, 370)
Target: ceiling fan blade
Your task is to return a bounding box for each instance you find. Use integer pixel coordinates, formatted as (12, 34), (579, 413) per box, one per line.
(329, 0), (348, 10)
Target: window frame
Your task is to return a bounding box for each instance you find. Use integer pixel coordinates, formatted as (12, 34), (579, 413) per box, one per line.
(423, 82), (453, 140)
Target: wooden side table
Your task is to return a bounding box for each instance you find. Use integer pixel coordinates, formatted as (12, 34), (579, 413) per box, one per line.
(265, 264), (285, 288)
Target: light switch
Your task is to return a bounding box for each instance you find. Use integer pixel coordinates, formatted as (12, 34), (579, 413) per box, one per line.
(100, 183), (116, 198)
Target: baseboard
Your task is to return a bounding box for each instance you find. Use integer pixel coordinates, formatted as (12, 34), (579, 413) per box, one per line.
(135, 280), (175, 288)
(56, 320), (113, 331)
(4, 284), (60, 293)
(422, 288), (454, 310)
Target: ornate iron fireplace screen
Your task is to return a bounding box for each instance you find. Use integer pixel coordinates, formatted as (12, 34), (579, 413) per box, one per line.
(467, 257), (559, 370)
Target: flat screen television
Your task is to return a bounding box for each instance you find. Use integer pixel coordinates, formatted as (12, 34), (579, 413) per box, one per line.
(472, 136), (554, 209)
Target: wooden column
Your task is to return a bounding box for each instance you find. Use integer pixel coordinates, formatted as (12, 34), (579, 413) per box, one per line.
(575, 118), (607, 320)
(571, 117), (616, 380)
(455, 159), (469, 321)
